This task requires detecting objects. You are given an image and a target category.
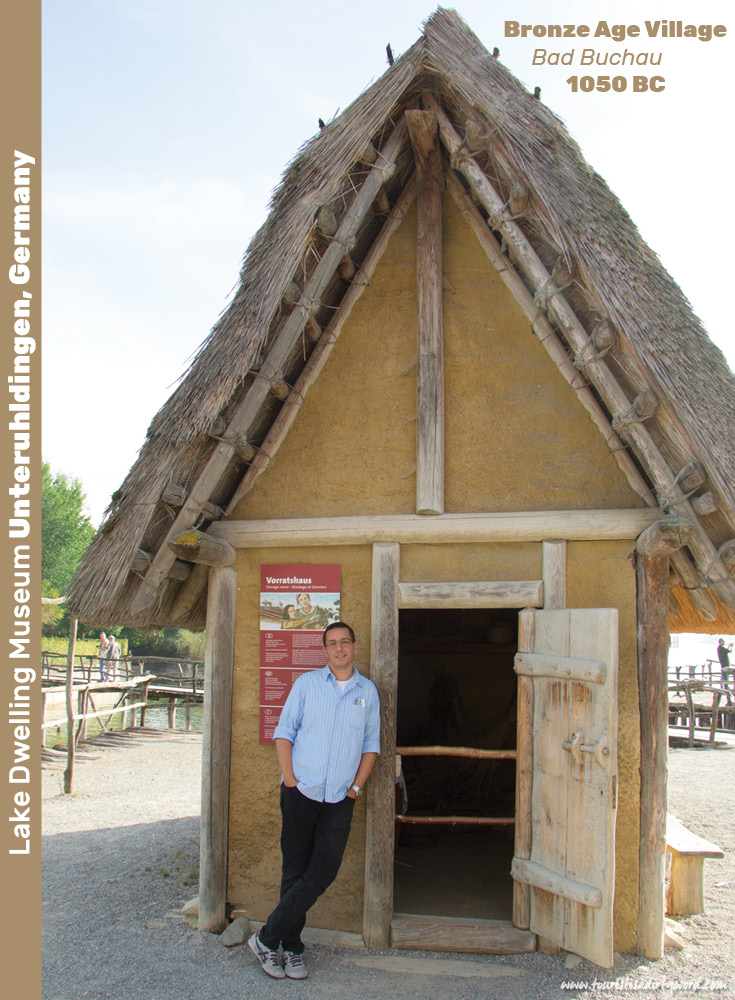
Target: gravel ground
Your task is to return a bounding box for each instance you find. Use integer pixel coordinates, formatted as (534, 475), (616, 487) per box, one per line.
(42, 729), (735, 1000)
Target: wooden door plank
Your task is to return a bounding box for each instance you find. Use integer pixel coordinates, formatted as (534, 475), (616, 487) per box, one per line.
(564, 609), (618, 967)
(529, 611), (570, 948)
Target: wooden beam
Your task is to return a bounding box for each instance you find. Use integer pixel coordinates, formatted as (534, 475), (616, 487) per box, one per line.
(407, 110), (444, 516)
(397, 745), (516, 759)
(364, 542), (400, 949)
(515, 652), (606, 684)
(542, 540), (566, 610)
(397, 579), (543, 609)
(390, 913), (536, 954)
(511, 857), (602, 908)
(513, 609), (534, 929)
(445, 168), (652, 508)
(198, 566), (237, 933)
(171, 177), (418, 626)
(168, 559), (192, 582)
(170, 563), (210, 623)
(225, 174), (418, 515)
(429, 94), (735, 611)
(129, 117), (408, 615)
(637, 514), (694, 558)
(406, 109), (443, 183)
(211, 508), (658, 548)
(669, 551), (718, 621)
(168, 529), (236, 567)
(636, 552), (669, 959)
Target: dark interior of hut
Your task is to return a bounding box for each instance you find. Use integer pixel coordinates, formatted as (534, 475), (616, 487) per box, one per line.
(394, 607), (518, 921)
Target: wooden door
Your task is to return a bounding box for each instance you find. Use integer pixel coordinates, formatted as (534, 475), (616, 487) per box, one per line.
(512, 608), (618, 967)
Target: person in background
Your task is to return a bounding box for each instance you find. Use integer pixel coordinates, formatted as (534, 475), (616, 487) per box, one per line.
(716, 638), (733, 703)
(97, 632), (109, 681)
(105, 633), (121, 681)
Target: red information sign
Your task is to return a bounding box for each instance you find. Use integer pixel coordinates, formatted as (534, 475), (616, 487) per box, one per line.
(259, 564), (340, 742)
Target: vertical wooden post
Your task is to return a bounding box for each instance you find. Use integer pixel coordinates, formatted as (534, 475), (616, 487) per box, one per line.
(364, 542), (400, 947)
(542, 540), (567, 609)
(513, 608), (535, 928)
(198, 565), (237, 933)
(407, 110), (444, 515)
(63, 618), (78, 795)
(636, 552), (669, 959)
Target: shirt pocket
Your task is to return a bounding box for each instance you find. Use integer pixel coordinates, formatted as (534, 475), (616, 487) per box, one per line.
(345, 702), (367, 730)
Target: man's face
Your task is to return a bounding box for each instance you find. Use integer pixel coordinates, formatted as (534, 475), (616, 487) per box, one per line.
(324, 627), (358, 675)
(298, 594), (311, 611)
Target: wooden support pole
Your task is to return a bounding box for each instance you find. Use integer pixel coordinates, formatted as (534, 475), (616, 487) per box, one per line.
(408, 110), (444, 516)
(199, 566), (237, 934)
(513, 609), (535, 928)
(636, 553), (669, 959)
(168, 529), (236, 567)
(63, 619), (78, 794)
(364, 542), (400, 948)
(542, 541), (566, 610)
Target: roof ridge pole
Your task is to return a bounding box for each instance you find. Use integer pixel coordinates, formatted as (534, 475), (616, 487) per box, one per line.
(128, 117), (409, 616)
(425, 93), (735, 612)
(407, 107), (444, 515)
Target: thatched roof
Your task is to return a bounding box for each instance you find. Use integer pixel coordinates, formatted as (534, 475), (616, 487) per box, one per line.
(69, 7), (735, 632)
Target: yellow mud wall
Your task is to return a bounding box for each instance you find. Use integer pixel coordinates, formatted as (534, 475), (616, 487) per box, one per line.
(228, 193), (643, 948)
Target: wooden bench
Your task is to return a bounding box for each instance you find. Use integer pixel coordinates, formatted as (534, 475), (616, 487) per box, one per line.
(666, 814), (724, 916)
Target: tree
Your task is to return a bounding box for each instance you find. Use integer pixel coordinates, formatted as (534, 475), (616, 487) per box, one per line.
(41, 461), (95, 597)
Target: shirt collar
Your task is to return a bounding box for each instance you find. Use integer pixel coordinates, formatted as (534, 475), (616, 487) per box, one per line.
(320, 663), (363, 687)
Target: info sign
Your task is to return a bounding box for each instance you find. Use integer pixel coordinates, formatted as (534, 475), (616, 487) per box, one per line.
(259, 564), (341, 742)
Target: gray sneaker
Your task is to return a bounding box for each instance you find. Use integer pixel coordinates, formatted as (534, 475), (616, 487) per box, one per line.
(283, 950), (308, 979)
(248, 932), (285, 979)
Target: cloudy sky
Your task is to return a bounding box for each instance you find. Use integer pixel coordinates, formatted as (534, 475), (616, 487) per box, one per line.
(42, 0), (734, 526)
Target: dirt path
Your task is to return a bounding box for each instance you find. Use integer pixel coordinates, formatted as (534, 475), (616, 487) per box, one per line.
(42, 728), (735, 1000)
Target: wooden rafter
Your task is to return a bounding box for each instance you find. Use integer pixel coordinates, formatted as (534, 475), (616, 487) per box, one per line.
(426, 93), (735, 612)
(129, 117), (409, 615)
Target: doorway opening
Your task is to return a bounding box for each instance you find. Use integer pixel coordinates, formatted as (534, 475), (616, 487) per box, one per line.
(394, 607), (518, 921)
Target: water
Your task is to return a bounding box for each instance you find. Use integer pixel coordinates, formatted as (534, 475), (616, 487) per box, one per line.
(140, 704), (204, 732)
(44, 704), (204, 748)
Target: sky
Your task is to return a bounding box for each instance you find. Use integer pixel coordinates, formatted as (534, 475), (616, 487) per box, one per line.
(42, 0), (734, 527)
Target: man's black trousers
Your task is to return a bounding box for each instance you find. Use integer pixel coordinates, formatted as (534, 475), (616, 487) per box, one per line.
(260, 784), (355, 954)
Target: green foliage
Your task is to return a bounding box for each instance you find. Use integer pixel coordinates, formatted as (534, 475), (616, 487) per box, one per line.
(42, 636), (128, 656)
(41, 461), (95, 596)
(121, 627), (205, 660)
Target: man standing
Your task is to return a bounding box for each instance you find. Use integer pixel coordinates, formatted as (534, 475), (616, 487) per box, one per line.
(105, 633), (121, 681)
(716, 638), (733, 702)
(249, 621), (380, 980)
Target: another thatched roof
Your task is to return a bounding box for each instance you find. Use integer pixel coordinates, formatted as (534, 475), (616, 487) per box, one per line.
(69, 8), (735, 631)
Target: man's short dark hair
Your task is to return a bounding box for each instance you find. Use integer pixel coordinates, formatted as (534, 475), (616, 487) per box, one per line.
(323, 621), (356, 646)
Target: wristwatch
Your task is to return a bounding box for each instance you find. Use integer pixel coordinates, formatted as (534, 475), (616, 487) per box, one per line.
(350, 784), (363, 797)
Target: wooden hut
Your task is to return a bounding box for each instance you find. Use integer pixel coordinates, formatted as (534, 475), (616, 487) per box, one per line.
(69, 9), (735, 968)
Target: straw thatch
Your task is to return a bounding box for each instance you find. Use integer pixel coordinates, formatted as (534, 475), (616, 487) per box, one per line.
(69, 7), (735, 631)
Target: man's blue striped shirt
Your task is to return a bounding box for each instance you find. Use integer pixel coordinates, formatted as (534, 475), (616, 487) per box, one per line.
(273, 664), (381, 803)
